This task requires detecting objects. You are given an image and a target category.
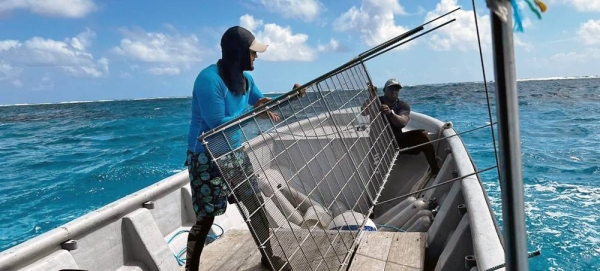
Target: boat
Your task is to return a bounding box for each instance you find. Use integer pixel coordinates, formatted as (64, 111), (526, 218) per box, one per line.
(0, 1), (529, 270)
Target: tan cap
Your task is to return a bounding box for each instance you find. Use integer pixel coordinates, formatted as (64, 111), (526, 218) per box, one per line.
(249, 39), (268, 53)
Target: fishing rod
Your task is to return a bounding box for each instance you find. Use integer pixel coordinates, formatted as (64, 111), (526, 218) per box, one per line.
(358, 7), (461, 58)
(363, 18), (456, 62)
(199, 10), (460, 141)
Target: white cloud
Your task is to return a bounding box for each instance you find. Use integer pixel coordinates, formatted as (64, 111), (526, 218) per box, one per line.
(257, 0), (323, 22)
(528, 48), (600, 69)
(240, 14), (263, 32)
(240, 14), (318, 61)
(570, 0), (600, 12)
(0, 61), (21, 82)
(317, 38), (347, 52)
(0, 40), (20, 51)
(0, 0), (96, 18)
(0, 29), (109, 79)
(333, 0), (410, 48)
(514, 36), (534, 52)
(424, 0), (492, 52)
(545, 0), (600, 11)
(113, 27), (204, 75)
(549, 48), (600, 63)
(521, 17), (534, 29)
(577, 19), (600, 45)
(69, 28), (95, 51)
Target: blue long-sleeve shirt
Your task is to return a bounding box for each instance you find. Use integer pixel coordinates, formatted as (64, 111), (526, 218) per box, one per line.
(187, 64), (264, 154)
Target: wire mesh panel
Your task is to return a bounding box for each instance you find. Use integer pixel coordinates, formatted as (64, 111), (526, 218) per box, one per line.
(200, 62), (399, 271)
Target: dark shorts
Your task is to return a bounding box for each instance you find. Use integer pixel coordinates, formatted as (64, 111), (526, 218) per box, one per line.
(185, 149), (260, 219)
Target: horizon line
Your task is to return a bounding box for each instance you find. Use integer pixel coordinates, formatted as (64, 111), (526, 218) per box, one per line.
(2, 75), (598, 107)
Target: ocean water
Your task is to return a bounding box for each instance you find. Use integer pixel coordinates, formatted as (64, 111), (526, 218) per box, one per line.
(1, 78), (599, 270)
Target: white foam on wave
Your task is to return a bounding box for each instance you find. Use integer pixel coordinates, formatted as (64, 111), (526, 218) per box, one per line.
(538, 227), (562, 236)
(530, 183), (557, 193)
(545, 211), (570, 218)
(61, 100), (98, 104)
(517, 75), (600, 82)
(409, 75), (600, 87)
(1, 96), (191, 107)
(0, 102), (51, 107)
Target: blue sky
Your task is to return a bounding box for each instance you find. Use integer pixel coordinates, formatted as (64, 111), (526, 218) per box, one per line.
(0, 0), (599, 105)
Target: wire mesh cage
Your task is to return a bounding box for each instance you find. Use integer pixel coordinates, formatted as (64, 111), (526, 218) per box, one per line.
(199, 62), (399, 271)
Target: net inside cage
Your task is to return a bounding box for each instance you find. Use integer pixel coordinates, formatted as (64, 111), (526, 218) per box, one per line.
(200, 62), (398, 271)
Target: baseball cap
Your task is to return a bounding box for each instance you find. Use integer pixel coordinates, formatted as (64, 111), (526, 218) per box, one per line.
(384, 78), (402, 90)
(221, 26), (268, 53)
(250, 39), (268, 53)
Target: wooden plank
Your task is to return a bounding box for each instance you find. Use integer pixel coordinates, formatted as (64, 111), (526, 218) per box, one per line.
(277, 230), (354, 271)
(199, 229), (359, 271)
(199, 230), (265, 271)
(348, 232), (395, 271)
(385, 232), (426, 271)
(236, 247), (266, 271)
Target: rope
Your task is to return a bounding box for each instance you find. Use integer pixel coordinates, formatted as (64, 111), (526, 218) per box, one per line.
(507, 0), (547, 32)
(376, 224), (406, 232)
(167, 223), (224, 266)
(472, 0), (501, 180)
(510, 0), (524, 32)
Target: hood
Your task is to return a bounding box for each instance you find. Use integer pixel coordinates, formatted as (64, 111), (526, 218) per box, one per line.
(217, 26), (266, 95)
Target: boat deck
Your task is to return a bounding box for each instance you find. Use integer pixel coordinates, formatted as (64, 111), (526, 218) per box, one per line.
(198, 230), (426, 271)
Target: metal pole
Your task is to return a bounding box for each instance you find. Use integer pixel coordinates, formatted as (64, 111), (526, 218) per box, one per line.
(490, 1), (528, 270)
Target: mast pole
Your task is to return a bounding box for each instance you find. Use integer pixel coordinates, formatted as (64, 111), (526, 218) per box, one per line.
(489, 1), (529, 270)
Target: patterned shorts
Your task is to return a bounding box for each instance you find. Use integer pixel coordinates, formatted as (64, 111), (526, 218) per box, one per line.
(186, 149), (260, 219)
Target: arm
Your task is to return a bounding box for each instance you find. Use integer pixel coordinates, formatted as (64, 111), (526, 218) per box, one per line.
(256, 82), (305, 109)
(273, 83), (305, 107)
(196, 75), (238, 128)
(386, 101), (410, 128)
(387, 111), (409, 128)
(246, 72), (265, 106)
(246, 72), (281, 121)
(361, 82), (378, 117)
(287, 83), (305, 102)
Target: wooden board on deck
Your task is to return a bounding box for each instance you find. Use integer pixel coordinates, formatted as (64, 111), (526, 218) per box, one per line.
(199, 230), (268, 271)
(199, 229), (358, 271)
(349, 232), (426, 271)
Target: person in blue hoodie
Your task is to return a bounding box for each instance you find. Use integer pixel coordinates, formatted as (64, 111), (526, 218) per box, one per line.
(184, 26), (301, 271)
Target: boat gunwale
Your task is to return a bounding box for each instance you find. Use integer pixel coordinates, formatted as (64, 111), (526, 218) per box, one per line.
(0, 171), (190, 270)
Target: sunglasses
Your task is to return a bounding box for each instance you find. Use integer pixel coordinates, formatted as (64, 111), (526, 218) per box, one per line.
(386, 86), (402, 92)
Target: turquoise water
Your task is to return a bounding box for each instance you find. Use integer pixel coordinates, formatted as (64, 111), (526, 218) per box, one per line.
(1, 79), (599, 270)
